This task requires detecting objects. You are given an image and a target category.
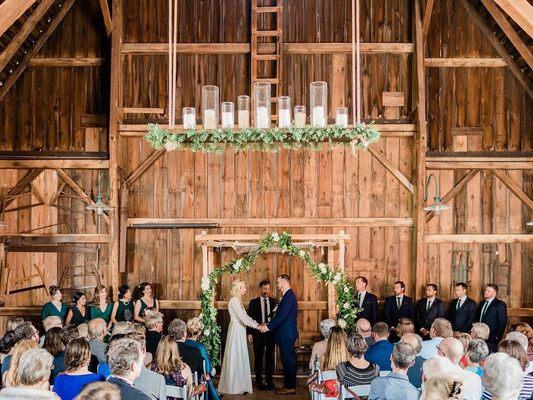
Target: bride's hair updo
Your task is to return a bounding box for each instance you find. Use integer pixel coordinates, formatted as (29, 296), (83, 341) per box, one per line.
(230, 279), (246, 297)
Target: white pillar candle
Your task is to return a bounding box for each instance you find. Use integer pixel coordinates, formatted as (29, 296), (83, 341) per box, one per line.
(238, 110), (250, 129)
(335, 113), (348, 127)
(221, 111), (234, 128)
(312, 106), (326, 127)
(183, 113), (196, 129)
(294, 111), (306, 128)
(256, 106), (270, 128)
(203, 109), (217, 129)
(278, 109), (291, 128)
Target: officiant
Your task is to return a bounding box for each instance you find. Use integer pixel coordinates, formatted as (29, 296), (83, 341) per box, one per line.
(247, 280), (277, 391)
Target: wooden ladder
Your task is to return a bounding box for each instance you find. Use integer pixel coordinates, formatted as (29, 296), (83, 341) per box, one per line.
(251, 0), (283, 122)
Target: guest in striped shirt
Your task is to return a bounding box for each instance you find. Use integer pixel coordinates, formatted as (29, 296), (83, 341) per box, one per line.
(481, 353), (523, 400)
(336, 333), (380, 387)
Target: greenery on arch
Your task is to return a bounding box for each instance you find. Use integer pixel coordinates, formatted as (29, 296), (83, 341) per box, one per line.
(199, 231), (363, 366)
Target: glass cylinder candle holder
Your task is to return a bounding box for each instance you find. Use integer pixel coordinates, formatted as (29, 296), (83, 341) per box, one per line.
(294, 105), (306, 128)
(335, 107), (349, 127)
(278, 96), (291, 128)
(253, 82), (271, 129)
(221, 102), (234, 128)
(182, 107), (196, 129)
(237, 95), (250, 129)
(310, 81), (328, 127)
(202, 85), (219, 129)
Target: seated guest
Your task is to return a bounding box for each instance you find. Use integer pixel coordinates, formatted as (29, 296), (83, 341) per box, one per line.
(65, 292), (90, 327)
(185, 317), (220, 400)
(321, 326), (349, 371)
(111, 285), (135, 324)
(415, 284), (445, 339)
(496, 340), (533, 398)
(106, 337), (151, 400)
(365, 322), (394, 371)
(438, 337), (482, 400)
(144, 310), (163, 357)
(88, 318), (108, 363)
(168, 318), (203, 378)
(41, 286), (68, 322)
(77, 323), (89, 340)
(448, 282), (477, 334)
(420, 318), (452, 359)
(75, 381), (120, 400)
(420, 375), (464, 400)
(395, 318), (415, 340)
(111, 321), (134, 336)
(6, 318), (25, 332)
(356, 318), (375, 347)
(336, 333), (379, 387)
(506, 331), (533, 375)
(0, 330), (18, 366)
(90, 286), (113, 329)
(0, 349), (58, 399)
(43, 327), (66, 383)
(511, 322), (533, 362)
(3, 339), (39, 387)
(309, 318), (336, 370)
(1, 322), (40, 377)
(384, 281), (415, 335)
(421, 356), (455, 382)
(53, 338), (105, 400)
(482, 353), (523, 400)
(470, 322), (490, 347)
(465, 338), (489, 376)
(455, 332), (471, 367)
(368, 342), (419, 400)
(151, 336), (192, 395)
(400, 333), (425, 388)
(40, 316), (63, 346)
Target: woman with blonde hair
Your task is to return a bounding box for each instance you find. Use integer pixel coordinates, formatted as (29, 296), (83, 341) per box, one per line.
(321, 326), (349, 371)
(218, 279), (260, 394)
(421, 375), (463, 400)
(395, 318), (415, 339)
(89, 285), (113, 329)
(151, 335), (192, 397)
(3, 339), (39, 387)
(309, 319), (336, 370)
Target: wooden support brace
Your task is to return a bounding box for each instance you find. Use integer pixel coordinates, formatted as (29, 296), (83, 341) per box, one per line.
(99, 0), (113, 35)
(422, 0), (436, 42)
(368, 145), (414, 193)
(492, 169), (533, 210)
(0, 169), (43, 213)
(123, 149), (165, 189)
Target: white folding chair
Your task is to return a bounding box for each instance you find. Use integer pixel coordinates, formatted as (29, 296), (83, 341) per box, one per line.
(379, 370), (391, 377)
(339, 384), (371, 399)
(166, 384), (188, 400)
(316, 370), (338, 400)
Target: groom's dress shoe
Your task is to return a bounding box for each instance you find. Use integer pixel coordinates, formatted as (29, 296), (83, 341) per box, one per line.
(256, 382), (267, 391)
(265, 383), (276, 391)
(275, 388), (296, 395)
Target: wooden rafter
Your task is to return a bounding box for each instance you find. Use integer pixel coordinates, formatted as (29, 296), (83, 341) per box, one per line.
(422, 0), (436, 42)
(56, 169), (110, 224)
(493, 0), (533, 38)
(122, 149), (165, 189)
(425, 234), (533, 244)
(459, 0), (533, 99)
(99, 0), (112, 35)
(0, 169), (42, 213)
(425, 58), (506, 67)
(0, 0), (55, 73)
(0, 0), (76, 101)
(368, 145), (414, 194)
(480, 0), (533, 70)
(492, 169), (533, 210)
(1, 234), (109, 245)
(425, 169), (480, 223)
(0, 0), (37, 37)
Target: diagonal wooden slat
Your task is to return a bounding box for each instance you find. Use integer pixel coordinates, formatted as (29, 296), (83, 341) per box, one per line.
(0, 0), (55, 73)
(368, 144), (414, 193)
(99, 0), (112, 35)
(422, 0), (436, 42)
(0, 169), (43, 213)
(492, 169), (533, 210)
(123, 149), (165, 189)
(0, 0), (37, 37)
(493, 0), (533, 38)
(0, 0), (76, 101)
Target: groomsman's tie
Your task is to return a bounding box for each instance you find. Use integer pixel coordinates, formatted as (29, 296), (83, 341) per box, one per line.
(262, 297), (269, 323)
(456, 299), (462, 310)
(426, 300), (432, 311)
(396, 297), (401, 309)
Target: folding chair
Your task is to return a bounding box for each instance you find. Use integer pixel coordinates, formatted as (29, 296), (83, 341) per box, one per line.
(167, 384), (188, 400)
(339, 384), (371, 399)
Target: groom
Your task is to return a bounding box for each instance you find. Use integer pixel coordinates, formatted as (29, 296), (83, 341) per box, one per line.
(258, 274), (298, 394)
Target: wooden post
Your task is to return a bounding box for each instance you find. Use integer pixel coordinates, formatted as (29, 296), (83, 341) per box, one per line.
(327, 246), (336, 319)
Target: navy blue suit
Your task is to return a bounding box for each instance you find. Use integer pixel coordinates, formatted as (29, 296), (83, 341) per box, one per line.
(477, 297), (507, 352)
(365, 339), (393, 371)
(356, 292), (378, 326)
(267, 288), (298, 389)
(383, 295), (415, 328)
(448, 297), (477, 333)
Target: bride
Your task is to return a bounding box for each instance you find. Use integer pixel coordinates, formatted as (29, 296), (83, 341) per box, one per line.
(218, 279), (259, 394)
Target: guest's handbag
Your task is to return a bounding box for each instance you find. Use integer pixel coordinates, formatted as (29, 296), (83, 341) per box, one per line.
(308, 379), (339, 398)
(192, 383), (208, 396)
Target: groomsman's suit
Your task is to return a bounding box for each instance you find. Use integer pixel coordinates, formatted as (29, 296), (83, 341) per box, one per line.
(383, 294), (415, 328)
(415, 297), (445, 337)
(247, 295), (277, 387)
(267, 288), (298, 390)
(448, 296), (477, 333)
(477, 297), (507, 352)
(355, 291), (378, 326)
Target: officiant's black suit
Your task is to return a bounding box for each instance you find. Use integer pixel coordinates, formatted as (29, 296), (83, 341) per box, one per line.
(247, 296), (277, 387)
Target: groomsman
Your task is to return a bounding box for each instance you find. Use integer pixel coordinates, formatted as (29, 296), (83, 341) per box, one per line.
(415, 284), (445, 339)
(354, 276), (378, 326)
(384, 281), (415, 330)
(247, 280), (277, 390)
(477, 284), (507, 352)
(448, 282), (477, 333)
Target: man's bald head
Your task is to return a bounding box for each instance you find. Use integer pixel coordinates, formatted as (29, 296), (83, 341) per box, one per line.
(400, 333), (422, 354)
(356, 318), (371, 335)
(439, 337), (464, 365)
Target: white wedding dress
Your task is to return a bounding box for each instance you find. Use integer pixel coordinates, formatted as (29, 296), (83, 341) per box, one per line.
(218, 296), (258, 394)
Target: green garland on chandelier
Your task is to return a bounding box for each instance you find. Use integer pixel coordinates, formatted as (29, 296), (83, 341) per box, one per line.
(199, 231), (363, 367)
(144, 123), (380, 153)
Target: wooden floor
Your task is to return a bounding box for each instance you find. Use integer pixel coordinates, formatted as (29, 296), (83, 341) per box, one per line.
(220, 379), (310, 400)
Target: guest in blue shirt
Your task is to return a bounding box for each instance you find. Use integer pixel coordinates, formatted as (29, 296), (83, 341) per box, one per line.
(54, 338), (105, 400)
(369, 342), (420, 400)
(365, 322), (394, 371)
(465, 338), (489, 377)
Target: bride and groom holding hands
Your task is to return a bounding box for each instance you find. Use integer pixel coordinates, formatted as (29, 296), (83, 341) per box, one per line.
(218, 274), (299, 395)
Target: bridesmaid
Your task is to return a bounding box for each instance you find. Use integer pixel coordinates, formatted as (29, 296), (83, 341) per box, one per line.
(65, 292), (90, 327)
(133, 282), (159, 323)
(41, 286), (68, 322)
(111, 284), (134, 324)
(89, 285), (113, 329)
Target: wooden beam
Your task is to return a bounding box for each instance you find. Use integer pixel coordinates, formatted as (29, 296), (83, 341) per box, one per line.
(0, 0), (76, 101)
(0, 0), (36, 37)
(425, 170), (480, 223)
(425, 234), (533, 244)
(56, 169), (110, 223)
(99, 0), (113, 35)
(493, 0), (533, 38)
(0, 169), (42, 212)
(5, 245), (98, 253)
(0, 151), (108, 160)
(123, 150), (165, 189)
(481, 0), (533, 70)
(28, 57), (104, 67)
(122, 43), (250, 54)
(422, 0), (436, 42)
(368, 145), (414, 193)
(122, 107), (165, 114)
(0, 159), (109, 169)
(451, 127), (484, 136)
(492, 169), (533, 210)
(81, 114), (108, 128)
(195, 233), (350, 243)
(0, 0), (55, 73)
(426, 157), (533, 170)
(425, 58), (507, 67)
(0, 234), (109, 245)
(459, 0), (533, 99)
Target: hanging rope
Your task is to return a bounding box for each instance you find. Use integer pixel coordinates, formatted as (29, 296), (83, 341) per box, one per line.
(351, 0), (362, 154)
(168, 0), (178, 128)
